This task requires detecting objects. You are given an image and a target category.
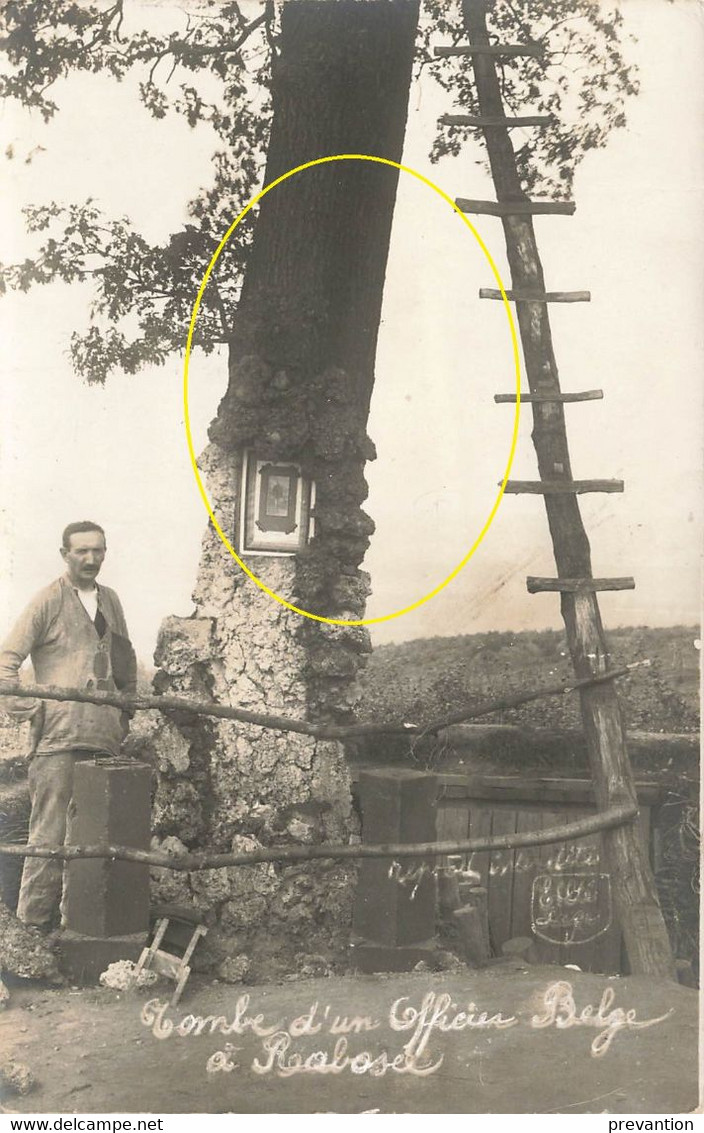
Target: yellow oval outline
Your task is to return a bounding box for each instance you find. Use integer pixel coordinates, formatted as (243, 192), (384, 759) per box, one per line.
(184, 153), (521, 627)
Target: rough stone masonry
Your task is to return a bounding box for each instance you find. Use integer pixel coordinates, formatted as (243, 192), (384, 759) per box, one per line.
(145, 440), (369, 977)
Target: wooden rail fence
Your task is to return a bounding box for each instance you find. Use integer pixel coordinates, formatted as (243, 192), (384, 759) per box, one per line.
(0, 803), (638, 869)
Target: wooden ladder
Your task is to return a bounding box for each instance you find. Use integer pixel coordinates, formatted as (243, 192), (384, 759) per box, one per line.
(434, 0), (674, 978)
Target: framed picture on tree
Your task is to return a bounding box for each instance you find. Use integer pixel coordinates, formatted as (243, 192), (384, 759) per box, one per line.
(239, 450), (316, 555)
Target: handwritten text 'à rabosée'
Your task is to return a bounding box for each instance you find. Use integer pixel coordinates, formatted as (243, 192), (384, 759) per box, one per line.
(139, 981), (673, 1079)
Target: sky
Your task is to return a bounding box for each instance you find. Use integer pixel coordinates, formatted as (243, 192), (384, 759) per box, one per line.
(1, 0), (702, 663)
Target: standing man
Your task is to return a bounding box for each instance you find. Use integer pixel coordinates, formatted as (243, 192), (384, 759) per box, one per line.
(0, 521), (137, 931)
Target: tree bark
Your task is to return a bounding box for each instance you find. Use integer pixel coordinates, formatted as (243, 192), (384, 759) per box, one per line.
(209, 0), (420, 720)
(231, 0), (419, 405)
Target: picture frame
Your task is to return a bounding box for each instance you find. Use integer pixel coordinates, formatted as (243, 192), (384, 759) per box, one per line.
(238, 449), (315, 555)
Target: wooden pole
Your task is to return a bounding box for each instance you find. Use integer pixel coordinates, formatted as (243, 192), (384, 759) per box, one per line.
(442, 114), (552, 128)
(495, 390), (603, 403)
(462, 886), (491, 956)
(480, 288), (591, 302)
(456, 198), (575, 216)
(503, 479), (624, 494)
(453, 905), (488, 965)
(435, 43), (543, 58)
(0, 664), (646, 741)
(527, 577), (635, 593)
(0, 803), (637, 870)
(460, 0), (675, 977)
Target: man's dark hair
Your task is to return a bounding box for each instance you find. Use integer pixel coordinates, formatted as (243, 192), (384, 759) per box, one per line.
(62, 521), (106, 550)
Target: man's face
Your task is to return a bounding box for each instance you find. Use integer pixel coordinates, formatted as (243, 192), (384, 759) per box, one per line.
(61, 530), (107, 589)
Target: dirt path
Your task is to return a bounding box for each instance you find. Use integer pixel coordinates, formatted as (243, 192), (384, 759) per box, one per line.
(0, 965), (697, 1114)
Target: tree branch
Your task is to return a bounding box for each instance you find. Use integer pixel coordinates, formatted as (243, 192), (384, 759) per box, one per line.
(145, 6), (270, 85)
(0, 663), (649, 742)
(210, 281), (233, 340)
(0, 804), (638, 869)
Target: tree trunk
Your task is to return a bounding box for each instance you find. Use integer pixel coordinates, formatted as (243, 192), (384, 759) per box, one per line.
(149, 0), (419, 973)
(212, 0), (420, 652)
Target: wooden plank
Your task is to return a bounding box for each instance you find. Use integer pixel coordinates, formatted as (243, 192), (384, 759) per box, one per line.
(436, 798), (470, 870)
(444, 775), (601, 799)
(435, 801), (455, 839)
(562, 806), (591, 971)
(467, 803), (492, 890)
(594, 813), (624, 972)
(412, 773), (665, 807)
(434, 44), (544, 58)
(494, 390), (603, 403)
(480, 288), (591, 302)
(463, 886), (490, 957)
(487, 808), (517, 952)
(436, 788), (656, 972)
(543, 805), (636, 973)
(510, 809), (543, 941)
(442, 114), (552, 128)
(503, 479), (624, 495)
(530, 809), (564, 968)
(213, 769), (667, 810)
(535, 805), (606, 970)
(574, 808), (614, 973)
(457, 198), (575, 216)
(526, 805), (621, 971)
(527, 576), (635, 593)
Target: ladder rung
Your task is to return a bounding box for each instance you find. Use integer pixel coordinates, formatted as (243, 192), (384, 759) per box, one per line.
(527, 576), (635, 593)
(495, 390), (603, 404)
(442, 115), (552, 128)
(435, 44), (544, 59)
(458, 198), (575, 216)
(481, 289), (591, 303)
(502, 480), (624, 495)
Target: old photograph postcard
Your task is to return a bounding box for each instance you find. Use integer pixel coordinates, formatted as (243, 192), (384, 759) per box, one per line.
(0, 0), (700, 1119)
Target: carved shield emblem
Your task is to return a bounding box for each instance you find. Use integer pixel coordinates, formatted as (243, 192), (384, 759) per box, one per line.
(531, 872), (612, 946)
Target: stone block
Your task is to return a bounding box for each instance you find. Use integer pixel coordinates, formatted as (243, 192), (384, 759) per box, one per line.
(64, 760), (151, 938)
(152, 777), (203, 842)
(352, 770), (438, 952)
(153, 615), (215, 673)
(56, 930), (146, 984)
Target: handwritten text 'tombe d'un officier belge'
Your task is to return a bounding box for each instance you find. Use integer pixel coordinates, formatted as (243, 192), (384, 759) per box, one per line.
(140, 981), (673, 1078)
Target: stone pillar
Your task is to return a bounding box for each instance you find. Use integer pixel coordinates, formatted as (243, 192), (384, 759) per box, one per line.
(58, 759), (151, 981)
(351, 769), (439, 972)
(148, 445), (362, 978)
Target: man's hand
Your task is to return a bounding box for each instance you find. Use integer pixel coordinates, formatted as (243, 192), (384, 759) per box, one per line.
(2, 695), (42, 722)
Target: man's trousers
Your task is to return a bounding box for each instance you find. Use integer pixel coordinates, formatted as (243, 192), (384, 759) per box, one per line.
(17, 752), (86, 928)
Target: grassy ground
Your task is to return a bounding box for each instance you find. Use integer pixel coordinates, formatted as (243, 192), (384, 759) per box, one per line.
(358, 625), (699, 733)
